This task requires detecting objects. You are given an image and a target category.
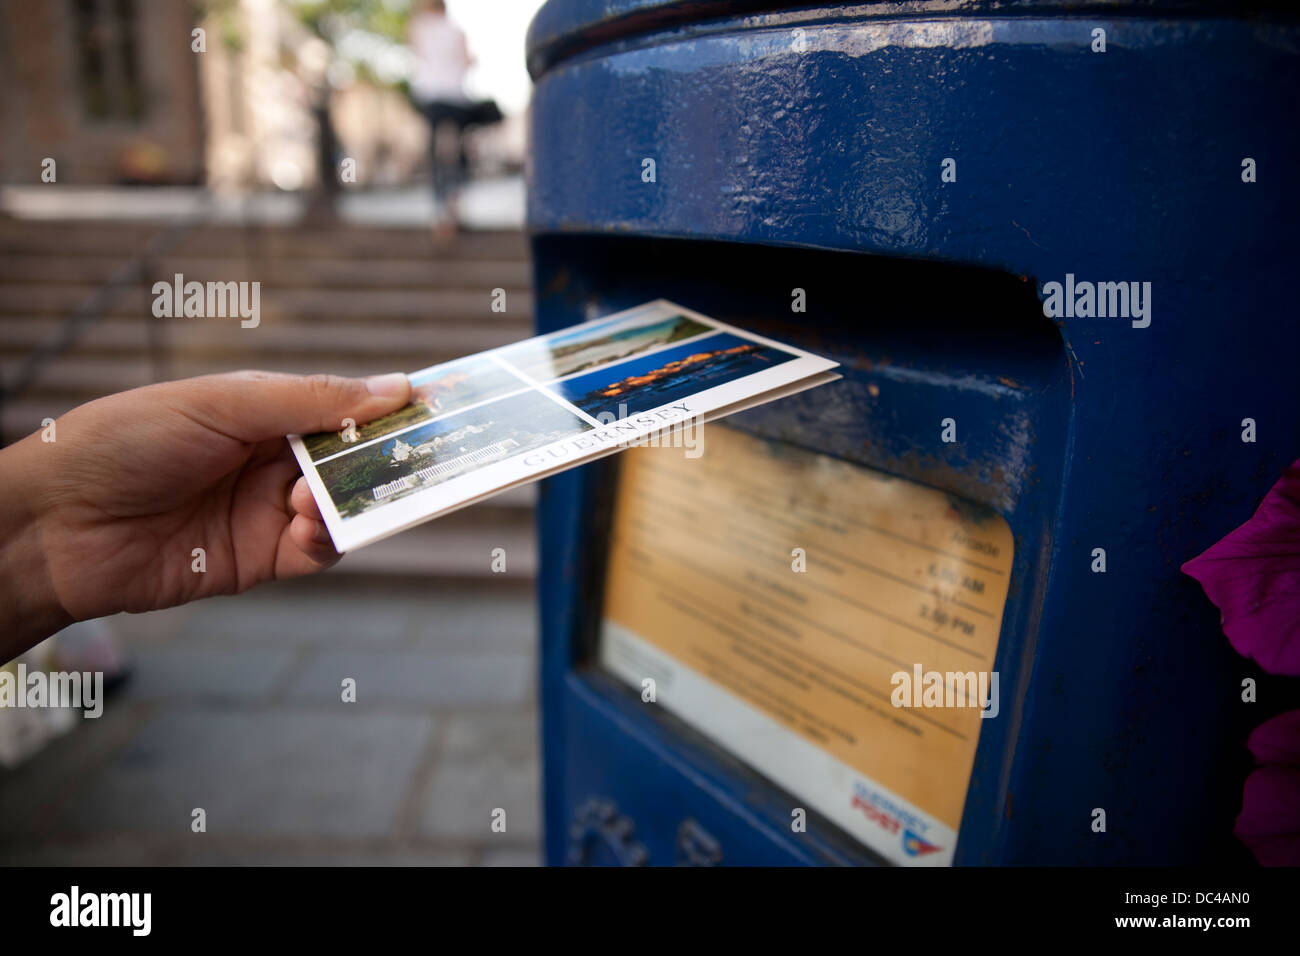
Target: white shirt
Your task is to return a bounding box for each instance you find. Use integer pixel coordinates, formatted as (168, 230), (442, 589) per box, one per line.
(409, 12), (471, 104)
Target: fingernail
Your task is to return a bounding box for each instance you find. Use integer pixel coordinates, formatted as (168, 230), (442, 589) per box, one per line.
(366, 372), (408, 397)
(313, 521), (334, 545)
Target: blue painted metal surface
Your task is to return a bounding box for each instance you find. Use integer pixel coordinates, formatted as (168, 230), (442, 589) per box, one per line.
(527, 0), (1300, 865)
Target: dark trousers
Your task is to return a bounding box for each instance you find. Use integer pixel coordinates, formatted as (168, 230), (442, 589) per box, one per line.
(423, 101), (473, 205)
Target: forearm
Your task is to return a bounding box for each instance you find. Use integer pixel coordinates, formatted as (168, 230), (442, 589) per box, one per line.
(0, 437), (73, 662)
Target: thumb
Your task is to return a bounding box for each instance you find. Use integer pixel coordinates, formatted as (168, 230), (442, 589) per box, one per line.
(173, 370), (412, 442)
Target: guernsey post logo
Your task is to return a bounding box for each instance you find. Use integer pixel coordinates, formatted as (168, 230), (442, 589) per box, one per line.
(851, 782), (943, 859)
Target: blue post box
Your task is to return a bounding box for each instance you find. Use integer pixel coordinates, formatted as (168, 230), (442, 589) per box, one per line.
(526, 0), (1300, 865)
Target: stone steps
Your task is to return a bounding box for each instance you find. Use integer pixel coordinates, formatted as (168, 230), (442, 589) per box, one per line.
(0, 221), (530, 260)
(0, 254), (532, 289)
(0, 315), (525, 364)
(0, 284), (534, 320)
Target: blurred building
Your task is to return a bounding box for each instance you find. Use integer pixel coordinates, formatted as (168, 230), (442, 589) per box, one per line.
(0, 0), (205, 184)
(1, 0), (524, 193)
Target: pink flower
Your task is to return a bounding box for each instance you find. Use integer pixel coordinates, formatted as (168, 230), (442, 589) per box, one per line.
(1234, 712), (1300, 867)
(1182, 460), (1300, 676)
(1183, 459), (1300, 866)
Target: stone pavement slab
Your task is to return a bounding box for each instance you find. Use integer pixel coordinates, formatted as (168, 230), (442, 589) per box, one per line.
(161, 847), (476, 867)
(478, 847), (542, 866)
(123, 646), (298, 701)
(420, 713), (540, 843)
(173, 589), (420, 648)
(0, 701), (152, 843)
(54, 708), (435, 839)
(287, 652), (532, 708)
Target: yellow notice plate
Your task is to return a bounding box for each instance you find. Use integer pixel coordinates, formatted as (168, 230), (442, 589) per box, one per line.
(597, 425), (1014, 865)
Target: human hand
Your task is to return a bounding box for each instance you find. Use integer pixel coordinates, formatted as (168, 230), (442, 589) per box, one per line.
(0, 370), (410, 661)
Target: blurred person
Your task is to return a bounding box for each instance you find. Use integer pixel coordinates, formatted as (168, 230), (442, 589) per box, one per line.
(0, 371), (411, 664)
(408, 0), (474, 241)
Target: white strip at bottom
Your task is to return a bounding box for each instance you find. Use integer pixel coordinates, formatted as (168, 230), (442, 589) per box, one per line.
(599, 620), (957, 866)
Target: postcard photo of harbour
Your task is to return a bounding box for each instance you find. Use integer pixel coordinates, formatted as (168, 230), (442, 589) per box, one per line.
(553, 332), (800, 420)
(497, 309), (713, 382)
(302, 354), (528, 461)
(316, 390), (593, 518)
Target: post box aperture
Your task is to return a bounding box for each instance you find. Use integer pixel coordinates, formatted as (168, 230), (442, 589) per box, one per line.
(535, 234), (1070, 865)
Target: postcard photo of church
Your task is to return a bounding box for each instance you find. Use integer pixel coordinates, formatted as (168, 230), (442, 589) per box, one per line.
(315, 390), (593, 518)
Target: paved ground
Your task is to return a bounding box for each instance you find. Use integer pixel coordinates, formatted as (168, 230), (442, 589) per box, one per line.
(0, 575), (542, 866)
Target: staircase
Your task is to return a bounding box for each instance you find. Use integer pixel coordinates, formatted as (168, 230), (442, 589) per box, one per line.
(0, 217), (538, 578)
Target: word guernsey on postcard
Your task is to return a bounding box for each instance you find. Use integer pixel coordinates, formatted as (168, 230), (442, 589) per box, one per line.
(289, 300), (840, 552)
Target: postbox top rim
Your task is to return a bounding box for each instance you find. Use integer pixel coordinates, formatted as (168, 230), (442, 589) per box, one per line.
(525, 0), (1277, 80)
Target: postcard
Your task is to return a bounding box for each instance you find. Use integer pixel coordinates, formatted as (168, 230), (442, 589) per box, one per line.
(289, 300), (839, 552)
